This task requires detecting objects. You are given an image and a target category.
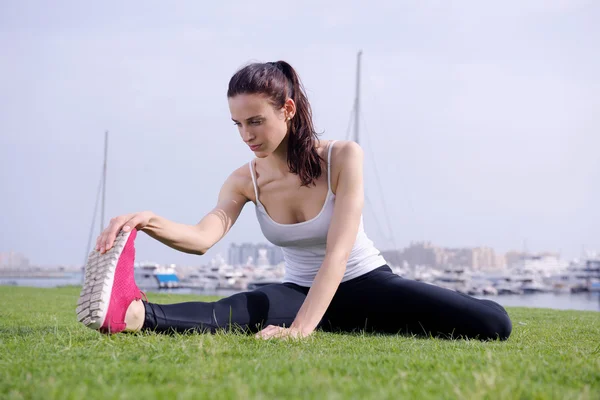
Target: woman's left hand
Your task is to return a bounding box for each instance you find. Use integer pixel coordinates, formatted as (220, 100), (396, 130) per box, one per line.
(255, 325), (312, 340)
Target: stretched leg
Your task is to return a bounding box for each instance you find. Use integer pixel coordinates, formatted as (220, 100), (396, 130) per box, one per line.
(141, 283), (309, 334)
(323, 266), (512, 341)
(77, 228), (309, 335)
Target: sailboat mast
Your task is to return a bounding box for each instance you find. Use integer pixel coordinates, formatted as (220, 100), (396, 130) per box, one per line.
(353, 50), (362, 144)
(100, 130), (108, 233)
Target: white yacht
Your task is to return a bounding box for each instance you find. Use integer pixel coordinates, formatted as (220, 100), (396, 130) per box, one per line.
(134, 262), (180, 289)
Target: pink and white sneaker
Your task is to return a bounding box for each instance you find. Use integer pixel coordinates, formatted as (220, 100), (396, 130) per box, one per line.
(76, 229), (145, 334)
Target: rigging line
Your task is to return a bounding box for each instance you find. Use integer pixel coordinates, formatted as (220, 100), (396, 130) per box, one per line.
(84, 172), (103, 267)
(364, 193), (392, 243)
(344, 105), (355, 141)
(360, 109), (401, 253)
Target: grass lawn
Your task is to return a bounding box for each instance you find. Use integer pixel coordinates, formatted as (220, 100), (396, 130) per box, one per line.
(1, 286), (598, 400)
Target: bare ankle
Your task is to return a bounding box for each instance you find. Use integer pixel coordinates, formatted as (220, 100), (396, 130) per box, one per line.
(124, 300), (145, 332)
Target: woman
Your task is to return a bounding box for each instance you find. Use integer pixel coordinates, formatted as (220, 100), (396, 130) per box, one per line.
(77, 61), (512, 341)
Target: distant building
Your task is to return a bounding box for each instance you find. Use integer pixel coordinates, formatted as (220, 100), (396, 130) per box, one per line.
(365, 242), (558, 271)
(0, 251), (30, 269)
(444, 248), (473, 268)
(228, 243), (284, 267)
(380, 250), (404, 267)
(381, 242), (508, 269)
(494, 253), (507, 269)
(505, 251), (528, 268)
(471, 247), (498, 270)
(403, 242), (438, 267)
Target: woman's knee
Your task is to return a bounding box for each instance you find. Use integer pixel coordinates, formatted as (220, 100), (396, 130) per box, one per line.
(480, 309), (512, 341)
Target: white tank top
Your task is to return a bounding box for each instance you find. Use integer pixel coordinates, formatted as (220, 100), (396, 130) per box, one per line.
(248, 140), (387, 287)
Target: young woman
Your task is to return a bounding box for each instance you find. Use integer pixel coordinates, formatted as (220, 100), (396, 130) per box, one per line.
(77, 61), (512, 341)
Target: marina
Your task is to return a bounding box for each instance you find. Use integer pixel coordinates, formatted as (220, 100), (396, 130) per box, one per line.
(2, 253), (599, 312)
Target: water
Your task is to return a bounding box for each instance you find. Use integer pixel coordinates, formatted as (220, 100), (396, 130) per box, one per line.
(478, 292), (599, 312)
(2, 274), (599, 312)
(0, 272), (83, 288)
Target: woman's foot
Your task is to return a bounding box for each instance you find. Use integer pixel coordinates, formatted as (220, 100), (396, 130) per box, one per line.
(76, 229), (146, 334)
(124, 300), (145, 332)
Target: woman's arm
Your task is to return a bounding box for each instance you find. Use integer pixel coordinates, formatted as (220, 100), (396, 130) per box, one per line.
(291, 141), (364, 334)
(98, 167), (249, 255)
(257, 141), (365, 339)
(143, 168), (250, 255)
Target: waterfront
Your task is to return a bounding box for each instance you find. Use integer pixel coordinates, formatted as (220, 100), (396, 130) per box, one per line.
(2, 274), (598, 312)
(478, 292), (599, 312)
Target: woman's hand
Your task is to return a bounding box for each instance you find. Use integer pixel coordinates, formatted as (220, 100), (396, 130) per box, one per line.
(95, 211), (154, 254)
(255, 325), (313, 340)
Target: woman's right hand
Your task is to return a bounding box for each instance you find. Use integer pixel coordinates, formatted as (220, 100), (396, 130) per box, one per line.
(95, 211), (154, 254)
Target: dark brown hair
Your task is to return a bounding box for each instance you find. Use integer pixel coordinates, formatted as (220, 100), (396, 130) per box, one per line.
(227, 61), (322, 187)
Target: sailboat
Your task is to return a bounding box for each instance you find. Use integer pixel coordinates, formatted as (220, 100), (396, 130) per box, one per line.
(347, 51), (403, 271)
(83, 131), (180, 289)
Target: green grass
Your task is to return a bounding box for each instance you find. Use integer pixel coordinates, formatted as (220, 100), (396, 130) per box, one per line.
(0, 286), (598, 400)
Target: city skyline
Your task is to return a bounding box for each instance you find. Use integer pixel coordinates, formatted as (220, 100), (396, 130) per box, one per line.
(1, 238), (593, 269)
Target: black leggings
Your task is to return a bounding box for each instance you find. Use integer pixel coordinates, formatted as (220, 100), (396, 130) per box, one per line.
(142, 265), (512, 341)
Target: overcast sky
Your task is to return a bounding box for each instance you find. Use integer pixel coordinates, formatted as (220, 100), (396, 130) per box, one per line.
(1, 0), (598, 267)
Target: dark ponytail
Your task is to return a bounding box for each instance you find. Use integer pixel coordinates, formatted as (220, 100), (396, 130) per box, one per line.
(227, 61), (322, 187)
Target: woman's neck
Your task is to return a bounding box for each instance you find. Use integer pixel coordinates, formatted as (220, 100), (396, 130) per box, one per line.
(262, 135), (290, 176)
(261, 137), (325, 177)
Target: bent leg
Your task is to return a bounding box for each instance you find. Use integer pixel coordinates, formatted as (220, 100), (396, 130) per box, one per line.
(142, 283), (309, 334)
(324, 266), (512, 341)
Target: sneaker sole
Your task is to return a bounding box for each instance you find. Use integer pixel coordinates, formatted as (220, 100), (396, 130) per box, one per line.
(76, 230), (132, 330)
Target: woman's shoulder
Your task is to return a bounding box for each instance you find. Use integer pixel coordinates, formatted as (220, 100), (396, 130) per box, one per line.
(224, 161), (253, 183)
(222, 161), (255, 202)
(327, 140), (364, 194)
(328, 140), (364, 164)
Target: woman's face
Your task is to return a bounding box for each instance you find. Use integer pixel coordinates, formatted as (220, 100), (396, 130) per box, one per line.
(228, 93), (293, 157)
